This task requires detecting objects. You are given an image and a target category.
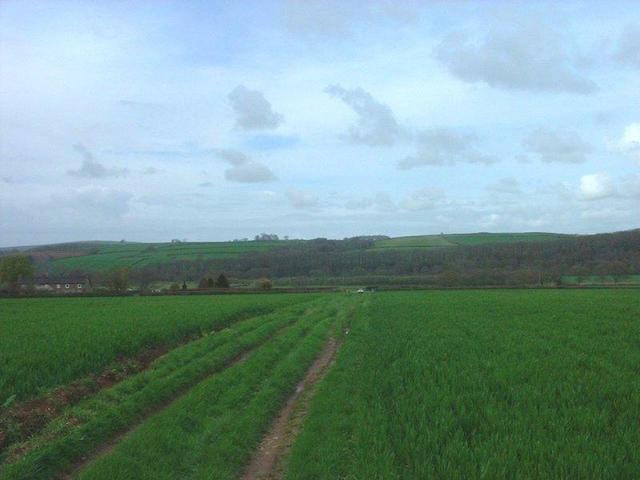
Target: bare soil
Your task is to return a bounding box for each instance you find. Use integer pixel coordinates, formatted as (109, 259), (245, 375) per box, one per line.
(241, 336), (340, 480)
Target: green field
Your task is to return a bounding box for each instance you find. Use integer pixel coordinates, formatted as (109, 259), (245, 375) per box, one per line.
(287, 290), (640, 478)
(1, 290), (638, 479)
(373, 232), (569, 250)
(48, 241), (300, 272)
(0, 294), (315, 402)
(27, 232), (573, 273)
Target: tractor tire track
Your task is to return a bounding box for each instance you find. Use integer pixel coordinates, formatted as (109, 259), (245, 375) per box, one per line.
(241, 335), (341, 480)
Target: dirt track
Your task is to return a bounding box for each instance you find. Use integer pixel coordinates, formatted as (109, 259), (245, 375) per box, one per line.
(241, 336), (340, 480)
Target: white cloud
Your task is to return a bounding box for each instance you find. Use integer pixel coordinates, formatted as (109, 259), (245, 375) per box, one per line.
(615, 24), (640, 68)
(400, 187), (444, 211)
(284, 0), (422, 38)
(344, 197), (374, 210)
(55, 186), (133, 218)
(523, 128), (592, 163)
(68, 144), (128, 178)
(435, 24), (596, 94)
(286, 188), (319, 208)
(579, 173), (615, 201)
(399, 128), (496, 168)
(325, 85), (401, 146)
(228, 85), (284, 131)
(487, 177), (521, 195)
(225, 163), (277, 183)
(215, 149), (277, 183)
(617, 123), (640, 163)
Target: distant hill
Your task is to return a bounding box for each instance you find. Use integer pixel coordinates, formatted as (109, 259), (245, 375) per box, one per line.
(1, 229), (638, 288)
(0, 231), (613, 276)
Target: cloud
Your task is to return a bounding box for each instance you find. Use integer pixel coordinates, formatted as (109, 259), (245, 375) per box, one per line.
(435, 25), (596, 94)
(399, 128), (496, 169)
(344, 197), (374, 210)
(487, 177), (522, 195)
(56, 186), (133, 218)
(228, 85), (283, 131)
(142, 167), (160, 175)
(374, 192), (397, 212)
(118, 99), (163, 110)
(325, 85), (401, 146)
(286, 188), (318, 208)
(615, 24), (640, 68)
(400, 187), (445, 211)
(244, 134), (300, 151)
(616, 123), (640, 163)
(522, 128), (592, 163)
(215, 149), (276, 183)
(68, 144), (129, 178)
(344, 192), (398, 212)
(579, 173), (615, 201)
(199, 181), (213, 187)
(225, 163), (277, 183)
(284, 0), (421, 38)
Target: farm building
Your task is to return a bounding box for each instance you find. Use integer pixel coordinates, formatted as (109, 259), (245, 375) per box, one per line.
(19, 275), (92, 293)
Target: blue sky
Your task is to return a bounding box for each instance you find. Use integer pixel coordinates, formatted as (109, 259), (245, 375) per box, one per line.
(0, 0), (639, 246)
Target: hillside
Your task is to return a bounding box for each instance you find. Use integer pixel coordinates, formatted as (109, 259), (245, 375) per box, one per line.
(43, 240), (303, 272)
(4, 230), (638, 288)
(11, 232), (572, 274)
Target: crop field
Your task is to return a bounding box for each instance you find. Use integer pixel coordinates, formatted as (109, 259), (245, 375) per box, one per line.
(287, 290), (640, 478)
(48, 241), (301, 272)
(1, 289), (638, 479)
(0, 294), (316, 402)
(373, 232), (569, 250)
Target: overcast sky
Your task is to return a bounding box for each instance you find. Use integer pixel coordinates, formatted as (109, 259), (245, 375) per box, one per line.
(1, 0), (639, 246)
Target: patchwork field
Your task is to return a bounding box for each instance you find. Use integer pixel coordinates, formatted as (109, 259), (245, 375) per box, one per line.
(1, 289), (638, 479)
(48, 241), (300, 272)
(21, 232), (573, 274)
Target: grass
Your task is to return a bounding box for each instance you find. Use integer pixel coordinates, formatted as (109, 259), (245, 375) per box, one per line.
(3, 290), (637, 479)
(0, 299), (338, 479)
(75, 298), (343, 480)
(0, 294), (316, 403)
(373, 232), (568, 250)
(285, 290), (640, 479)
(49, 241), (300, 272)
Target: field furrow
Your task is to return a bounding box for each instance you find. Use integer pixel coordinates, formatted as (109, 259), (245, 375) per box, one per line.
(0, 294), (319, 404)
(0, 299), (332, 480)
(74, 299), (343, 480)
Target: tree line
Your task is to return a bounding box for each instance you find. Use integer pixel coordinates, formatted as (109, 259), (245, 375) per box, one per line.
(4, 229), (638, 289)
(124, 229), (640, 287)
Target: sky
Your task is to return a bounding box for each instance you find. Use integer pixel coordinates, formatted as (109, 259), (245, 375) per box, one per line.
(0, 0), (639, 246)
